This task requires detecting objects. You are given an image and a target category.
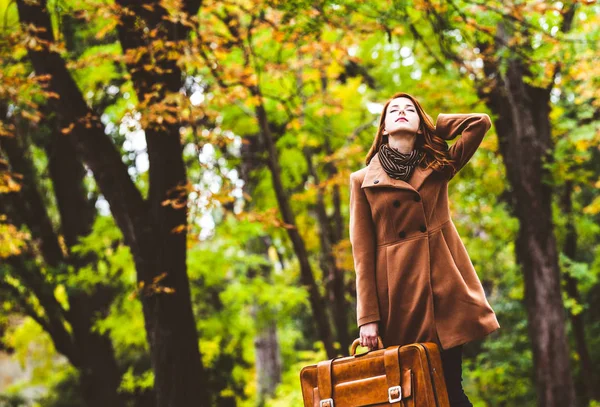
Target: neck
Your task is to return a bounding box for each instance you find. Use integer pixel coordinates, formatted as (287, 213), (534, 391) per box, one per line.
(387, 132), (416, 154)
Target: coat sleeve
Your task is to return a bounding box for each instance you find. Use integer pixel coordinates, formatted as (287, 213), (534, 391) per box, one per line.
(434, 113), (492, 179)
(349, 172), (380, 328)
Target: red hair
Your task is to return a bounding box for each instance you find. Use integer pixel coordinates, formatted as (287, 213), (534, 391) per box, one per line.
(365, 92), (455, 175)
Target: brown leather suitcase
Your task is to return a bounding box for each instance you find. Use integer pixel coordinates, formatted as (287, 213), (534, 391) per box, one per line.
(299, 338), (450, 407)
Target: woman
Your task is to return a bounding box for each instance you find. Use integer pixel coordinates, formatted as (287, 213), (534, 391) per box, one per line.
(348, 92), (500, 407)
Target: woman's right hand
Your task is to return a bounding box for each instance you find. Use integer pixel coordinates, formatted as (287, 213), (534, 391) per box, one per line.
(359, 322), (379, 350)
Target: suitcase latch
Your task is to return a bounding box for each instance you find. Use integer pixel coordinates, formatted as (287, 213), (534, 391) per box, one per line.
(320, 398), (334, 407)
(388, 385), (402, 403)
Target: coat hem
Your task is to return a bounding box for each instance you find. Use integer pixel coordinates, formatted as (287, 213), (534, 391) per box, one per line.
(439, 321), (500, 350)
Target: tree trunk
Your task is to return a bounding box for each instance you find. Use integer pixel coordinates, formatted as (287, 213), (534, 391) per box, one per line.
(560, 180), (598, 403)
(240, 134), (283, 401)
(72, 317), (125, 407)
(251, 86), (336, 358)
(317, 50), (352, 350)
(253, 314), (282, 405)
(304, 148), (351, 353)
(113, 2), (207, 404)
(480, 26), (576, 404)
(15, 1), (209, 405)
(43, 110), (125, 407)
(0, 114), (125, 407)
(294, 53), (347, 354)
(247, 237), (283, 405)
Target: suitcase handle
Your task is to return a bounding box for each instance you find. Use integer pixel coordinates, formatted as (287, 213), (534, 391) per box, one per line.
(349, 336), (384, 356)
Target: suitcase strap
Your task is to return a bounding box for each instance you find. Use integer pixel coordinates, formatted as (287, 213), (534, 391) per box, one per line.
(316, 348), (403, 407)
(317, 359), (334, 407)
(384, 347), (403, 405)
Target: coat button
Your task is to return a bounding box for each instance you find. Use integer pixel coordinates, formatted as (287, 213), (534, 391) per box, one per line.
(413, 195), (421, 202)
(420, 224), (427, 232)
(373, 179), (379, 184)
(398, 230), (406, 238)
(393, 199), (401, 207)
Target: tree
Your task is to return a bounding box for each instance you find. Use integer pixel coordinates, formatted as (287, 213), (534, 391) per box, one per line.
(11, 0), (210, 404)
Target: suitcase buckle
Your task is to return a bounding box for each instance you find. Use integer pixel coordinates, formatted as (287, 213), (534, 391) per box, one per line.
(320, 398), (334, 407)
(388, 385), (402, 402)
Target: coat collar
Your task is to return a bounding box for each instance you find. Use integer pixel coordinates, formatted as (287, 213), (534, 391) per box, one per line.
(361, 152), (434, 192)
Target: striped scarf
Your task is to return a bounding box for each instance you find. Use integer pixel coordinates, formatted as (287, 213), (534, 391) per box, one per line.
(378, 143), (424, 181)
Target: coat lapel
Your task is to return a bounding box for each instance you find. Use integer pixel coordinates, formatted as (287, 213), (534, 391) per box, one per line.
(361, 152), (434, 192)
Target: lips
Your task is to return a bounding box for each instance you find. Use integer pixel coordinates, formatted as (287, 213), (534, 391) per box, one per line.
(396, 117), (408, 122)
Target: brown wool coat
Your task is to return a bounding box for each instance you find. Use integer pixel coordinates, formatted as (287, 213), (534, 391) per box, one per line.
(349, 113), (500, 351)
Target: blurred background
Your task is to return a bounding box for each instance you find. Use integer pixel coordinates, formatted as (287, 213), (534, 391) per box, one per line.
(0, 0), (599, 406)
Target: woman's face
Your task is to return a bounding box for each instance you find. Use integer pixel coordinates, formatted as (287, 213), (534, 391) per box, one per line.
(384, 97), (421, 137)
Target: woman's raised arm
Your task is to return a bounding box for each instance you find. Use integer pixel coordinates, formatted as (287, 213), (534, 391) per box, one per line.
(435, 113), (492, 179)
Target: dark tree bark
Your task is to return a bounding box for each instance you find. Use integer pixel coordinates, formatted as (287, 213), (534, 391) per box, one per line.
(14, 0), (210, 405)
(316, 55), (353, 352)
(317, 47), (354, 351)
(560, 180), (598, 403)
(502, 58), (575, 407)
(304, 147), (351, 353)
(0, 114), (125, 407)
(474, 15), (577, 404)
(251, 89), (336, 358)
(110, 2), (208, 404)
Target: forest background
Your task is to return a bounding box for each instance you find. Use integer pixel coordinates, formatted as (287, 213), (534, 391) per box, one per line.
(0, 0), (599, 406)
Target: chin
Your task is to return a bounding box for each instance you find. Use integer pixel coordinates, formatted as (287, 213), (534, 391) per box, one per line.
(390, 128), (417, 136)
